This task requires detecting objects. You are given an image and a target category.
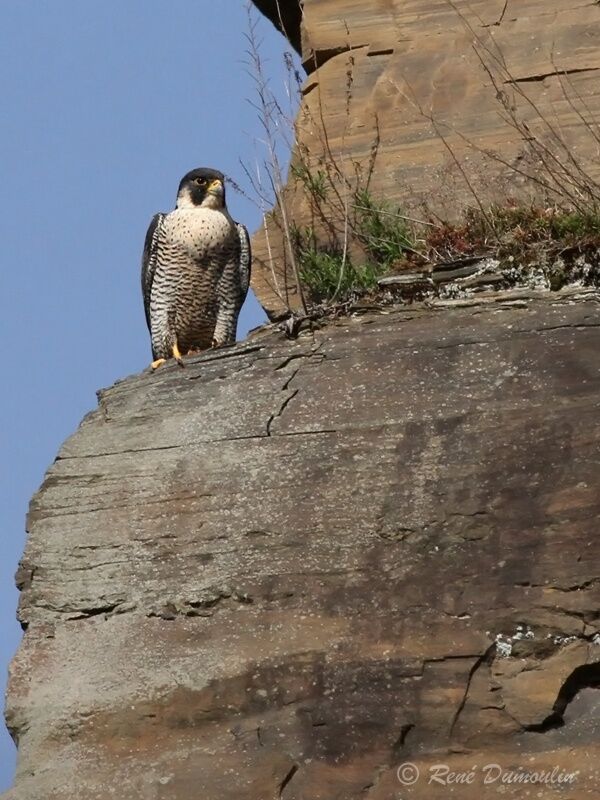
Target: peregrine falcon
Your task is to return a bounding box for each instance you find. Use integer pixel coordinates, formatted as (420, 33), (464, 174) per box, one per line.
(141, 167), (251, 369)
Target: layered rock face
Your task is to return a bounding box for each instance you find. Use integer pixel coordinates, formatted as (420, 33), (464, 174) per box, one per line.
(4, 288), (600, 799)
(251, 0), (600, 316)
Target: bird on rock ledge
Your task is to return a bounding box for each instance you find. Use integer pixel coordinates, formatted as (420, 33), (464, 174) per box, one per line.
(141, 167), (251, 369)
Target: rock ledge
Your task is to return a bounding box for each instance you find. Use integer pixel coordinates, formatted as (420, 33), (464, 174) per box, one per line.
(4, 291), (600, 799)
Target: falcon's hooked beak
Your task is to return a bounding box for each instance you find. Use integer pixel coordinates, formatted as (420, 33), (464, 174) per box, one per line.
(202, 178), (225, 209)
(207, 179), (223, 197)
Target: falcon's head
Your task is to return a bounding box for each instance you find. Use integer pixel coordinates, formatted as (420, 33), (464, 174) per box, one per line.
(176, 167), (226, 210)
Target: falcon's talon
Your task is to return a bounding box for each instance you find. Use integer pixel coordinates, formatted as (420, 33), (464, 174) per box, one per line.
(172, 342), (184, 366)
(151, 358), (166, 370)
(172, 342), (183, 359)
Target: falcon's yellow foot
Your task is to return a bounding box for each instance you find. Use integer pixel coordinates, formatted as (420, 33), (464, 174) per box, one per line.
(151, 358), (166, 370)
(211, 337), (224, 349)
(172, 342), (185, 368)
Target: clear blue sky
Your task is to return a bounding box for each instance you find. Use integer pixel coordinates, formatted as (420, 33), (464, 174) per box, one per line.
(0, 2), (297, 789)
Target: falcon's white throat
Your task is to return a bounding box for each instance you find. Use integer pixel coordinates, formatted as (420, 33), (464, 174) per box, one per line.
(176, 186), (197, 209)
(201, 191), (224, 210)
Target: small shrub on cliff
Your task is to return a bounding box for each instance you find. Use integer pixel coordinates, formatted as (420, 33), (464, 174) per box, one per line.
(419, 203), (600, 293)
(353, 189), (415, 266)
(291, 187), (419, 304)
(292, 225), (381, 302)
(423, 204), (600, 261)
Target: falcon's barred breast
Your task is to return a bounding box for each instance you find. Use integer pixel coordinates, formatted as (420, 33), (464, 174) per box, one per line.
(141, 168), (251, 369)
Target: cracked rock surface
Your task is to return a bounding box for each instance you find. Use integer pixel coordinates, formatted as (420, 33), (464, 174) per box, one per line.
(4, 292), (600, 798)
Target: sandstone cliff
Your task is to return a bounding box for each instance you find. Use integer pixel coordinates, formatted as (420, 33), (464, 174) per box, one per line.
(251, 0), (600, 317)
(4, 286), (600, 799)
(4, 4), (600, 797)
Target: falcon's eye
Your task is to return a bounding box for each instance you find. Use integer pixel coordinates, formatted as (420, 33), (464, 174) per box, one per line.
(195, 177), (206, 186)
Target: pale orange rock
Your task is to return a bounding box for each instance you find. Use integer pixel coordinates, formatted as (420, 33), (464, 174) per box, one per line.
(251, 0), (600, 316)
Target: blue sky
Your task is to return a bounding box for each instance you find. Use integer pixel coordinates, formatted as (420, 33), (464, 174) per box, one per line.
(0, 2), (297, 789)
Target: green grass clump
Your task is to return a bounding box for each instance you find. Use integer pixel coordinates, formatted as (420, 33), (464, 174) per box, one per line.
(485, 205), (600, 243)
(353, 189), (415, 266)
(293, 226), (380, 303)
(425, 204), (600, 260)
(290, 182), (418, 304)
(547, 209), (600, 239)
(290, 163), (328, 201)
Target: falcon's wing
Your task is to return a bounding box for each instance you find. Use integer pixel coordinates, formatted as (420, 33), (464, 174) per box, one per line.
(236, 222), (252, 299)
(141, 213), (165, 333)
